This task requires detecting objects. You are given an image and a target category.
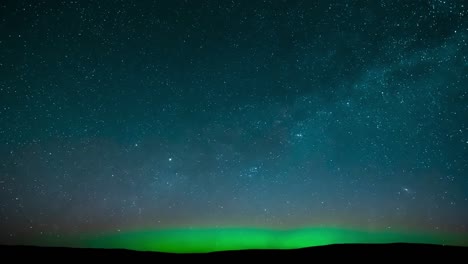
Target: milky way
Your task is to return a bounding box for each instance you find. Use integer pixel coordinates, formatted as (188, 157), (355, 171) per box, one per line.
(0, 0), (467, 252)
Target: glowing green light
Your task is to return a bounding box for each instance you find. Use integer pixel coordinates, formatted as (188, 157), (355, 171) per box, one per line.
(61, 227), (468, 253)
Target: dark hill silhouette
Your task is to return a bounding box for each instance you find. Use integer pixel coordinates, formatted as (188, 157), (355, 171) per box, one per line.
(1, 243), (467, 260)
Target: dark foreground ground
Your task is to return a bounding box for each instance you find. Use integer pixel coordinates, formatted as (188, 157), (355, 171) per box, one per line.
(1, 243), (467, 260)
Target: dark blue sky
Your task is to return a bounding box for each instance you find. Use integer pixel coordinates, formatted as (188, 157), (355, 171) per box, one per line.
(0, 0), (467, 244)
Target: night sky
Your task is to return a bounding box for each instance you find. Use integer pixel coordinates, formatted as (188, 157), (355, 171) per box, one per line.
(1, 0), (467, 252)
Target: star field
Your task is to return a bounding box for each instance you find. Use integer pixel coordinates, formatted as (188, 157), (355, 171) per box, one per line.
(0, 0), (467, 251)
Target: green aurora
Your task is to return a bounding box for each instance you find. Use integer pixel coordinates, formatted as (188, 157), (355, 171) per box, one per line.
(39, 227), (468, 253)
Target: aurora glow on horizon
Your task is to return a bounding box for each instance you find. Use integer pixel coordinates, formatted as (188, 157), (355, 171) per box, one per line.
(44, 227), (466, 253)
(1, 0), (467, 253)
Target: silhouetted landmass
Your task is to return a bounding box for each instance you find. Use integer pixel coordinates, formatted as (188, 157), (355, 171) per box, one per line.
(1, 243), (467, 260)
